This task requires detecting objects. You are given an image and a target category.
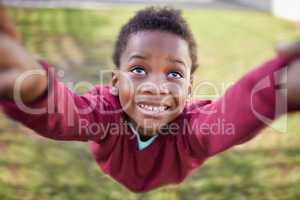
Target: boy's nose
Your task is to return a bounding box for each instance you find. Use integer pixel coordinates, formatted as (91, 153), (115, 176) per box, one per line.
(138, 76), (169, 95)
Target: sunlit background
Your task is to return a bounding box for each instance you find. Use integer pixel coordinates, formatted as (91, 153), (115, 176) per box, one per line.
(0, 0), (300, 199)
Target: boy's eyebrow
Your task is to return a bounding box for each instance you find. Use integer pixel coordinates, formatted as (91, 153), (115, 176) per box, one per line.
(168, 57), (186, 67)
(129, 54), (187, 67)
(128, 54), (148, 62)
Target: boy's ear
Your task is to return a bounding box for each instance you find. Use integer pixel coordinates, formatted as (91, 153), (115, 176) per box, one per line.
(110, 70), (119, 96)
(188, 84), (192, 99)
(190, 75), (194, 84)
(189, 75), (194, 94)
(188, 76), (192, 100)
(188, 84), (192, 94)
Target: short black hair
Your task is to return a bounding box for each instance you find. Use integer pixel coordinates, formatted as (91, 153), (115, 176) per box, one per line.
(112, 6), (199, 74)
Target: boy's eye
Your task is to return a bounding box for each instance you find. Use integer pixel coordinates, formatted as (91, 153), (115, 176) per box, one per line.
(167, 71), (183, 79)
(130, 67), (146, 75)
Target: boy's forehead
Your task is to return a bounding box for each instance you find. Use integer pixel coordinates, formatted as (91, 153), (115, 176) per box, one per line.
(123, 31), (191, 62)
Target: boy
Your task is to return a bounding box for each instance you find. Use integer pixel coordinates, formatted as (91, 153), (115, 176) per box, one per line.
(0, 6), (300, 192)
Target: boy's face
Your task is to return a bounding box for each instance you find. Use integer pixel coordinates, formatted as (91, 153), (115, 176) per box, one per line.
(112, 31), (192, 136)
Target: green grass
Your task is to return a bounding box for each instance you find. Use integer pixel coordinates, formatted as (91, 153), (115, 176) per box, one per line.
(0, 6), (299, 199)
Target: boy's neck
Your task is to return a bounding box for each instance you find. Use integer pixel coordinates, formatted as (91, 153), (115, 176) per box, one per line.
(126, 117), (158, 138)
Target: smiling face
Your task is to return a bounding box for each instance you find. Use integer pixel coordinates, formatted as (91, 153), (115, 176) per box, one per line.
(112, 31), (192, 136)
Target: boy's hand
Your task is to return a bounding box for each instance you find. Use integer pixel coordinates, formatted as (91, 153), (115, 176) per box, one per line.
(0, 6), (20, 41)
(0, 6), (48, 102)
(276, 41), (300, 60)
(276, 41), (300, 109)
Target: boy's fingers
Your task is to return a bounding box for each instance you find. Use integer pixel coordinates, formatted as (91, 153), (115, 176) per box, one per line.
(276, 41), (300, 59)
(0, 5), (20, 42)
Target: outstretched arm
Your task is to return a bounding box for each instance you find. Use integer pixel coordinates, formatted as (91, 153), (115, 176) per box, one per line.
(187, 42), (300, 158)
(0, 6), (112, 142)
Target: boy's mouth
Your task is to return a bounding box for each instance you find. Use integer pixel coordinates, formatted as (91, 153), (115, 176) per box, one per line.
(137, 103), (171, 114)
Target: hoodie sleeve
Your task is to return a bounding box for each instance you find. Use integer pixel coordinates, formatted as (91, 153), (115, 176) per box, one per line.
(0, 60), (113, 142)
(187, 56), (298, 158)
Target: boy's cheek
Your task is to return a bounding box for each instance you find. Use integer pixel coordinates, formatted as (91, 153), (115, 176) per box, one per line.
(119, 73), (134, 87)
(171, 87), (189, 104)
(118, 86), (134, 106)
(118, 76), (136, 96)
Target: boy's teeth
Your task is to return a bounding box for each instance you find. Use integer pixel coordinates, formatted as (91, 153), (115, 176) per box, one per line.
(138, 104), (167, 112)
